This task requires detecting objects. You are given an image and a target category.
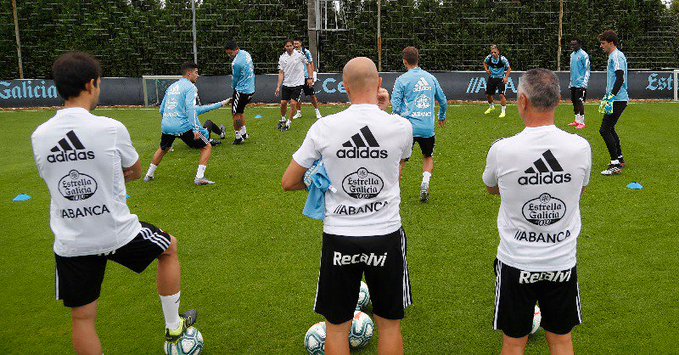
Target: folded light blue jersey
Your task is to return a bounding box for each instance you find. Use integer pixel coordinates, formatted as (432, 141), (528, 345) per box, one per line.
(303, 161), (336, 221)
(159, 78), (223, 136)
(607, 49), (629, 102)
(300, 48), (313, 78)
(232, 49), (255, 94)
(485, 55), (510, 78)
(569, 49), (590, 88)
(391, 67), (448, 138)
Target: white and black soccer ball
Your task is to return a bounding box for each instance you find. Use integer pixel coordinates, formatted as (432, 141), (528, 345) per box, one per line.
(356, 281), (370, 310)
(349, 311), (374, 349)
(304, 321), (327, 355)
(531, 305), (542, 335)
(164, 326), (204, 355)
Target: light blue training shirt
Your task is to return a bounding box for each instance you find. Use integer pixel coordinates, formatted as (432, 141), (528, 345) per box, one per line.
(391, 67), (448, 138)
(232, 49), (255, 95)
(484, 55), (510, 79)
(159, 78), (222, 137)
(606, 49), (629, 101)
(569, 49), (590, 88)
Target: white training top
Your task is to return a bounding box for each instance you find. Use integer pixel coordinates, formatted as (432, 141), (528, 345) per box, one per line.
(293, 104), (413, 236)
(278, 50), (308, 87)
(483, 125), (591, 271)
(31, 107), (142, 257)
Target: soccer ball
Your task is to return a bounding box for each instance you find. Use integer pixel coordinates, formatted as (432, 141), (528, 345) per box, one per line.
(356, 281), (370, 310)
(531, 305), (542, 335)
(164, 326), (204, 355)
(304, 322), (326, 355)
(349, 311), (374, 349)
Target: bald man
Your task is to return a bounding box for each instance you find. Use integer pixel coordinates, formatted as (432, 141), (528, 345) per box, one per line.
(282, 57), (413, 355)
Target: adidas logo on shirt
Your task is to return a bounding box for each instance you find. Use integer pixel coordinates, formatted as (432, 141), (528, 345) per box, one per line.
(413, 77), (432, 92)
(47, 130), (95, 163)
(518, 150), (571, 185)
(336, 126), (388, 159)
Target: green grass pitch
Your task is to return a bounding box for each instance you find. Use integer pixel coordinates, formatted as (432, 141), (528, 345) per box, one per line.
(0, 102), (677, 353)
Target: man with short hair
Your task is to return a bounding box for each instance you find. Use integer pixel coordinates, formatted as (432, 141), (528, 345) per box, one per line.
(598, 30), (628, 176)
(226, 40), (256, 145)
(293, 39), (322, 120)
(31, 52), (197, 354)
(144, 62), (228, 185)
(483, 68), (591, 355)
(275, 39), (311, 131)
(483, 45), (512, 118)
(391, 46), (448, 202)
(568, 38), (590, 130)
(282, 57), (413, 355)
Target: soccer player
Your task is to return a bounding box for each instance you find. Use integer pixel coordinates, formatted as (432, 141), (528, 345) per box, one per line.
(144, 62), (228, 185)
(483, 69), (591, 355)
(282, 57), (413, 355)
(391, 46), (448, 202)
(483, 45), (512, 118)
(31, 52), (197, 354)
(275, 39), (310, 131)
(293, 39), (322, 120)
(568, 39), (590, 130)
(226, 40), (255, 145)
(598, 30), (628, 176)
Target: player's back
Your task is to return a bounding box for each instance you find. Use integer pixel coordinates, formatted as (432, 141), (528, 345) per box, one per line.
(484, 125), (591, 271)
(392, 68), (439, 138)
(31, 108), (141, 257)
(161, 78), (195, 134)
(294, 104), (412, 236)
(233, 50), (255, 94)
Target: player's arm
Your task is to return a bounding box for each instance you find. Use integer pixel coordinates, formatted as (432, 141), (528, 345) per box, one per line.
(195, 102), (223, 116)
(583, 55), (591, 87)
(281, 160), (308, 191)
(123, 160), (142, 183)
(390, 79), (404, 114)
(159, 91), (168, 116)
(116, 123), (142, 183)
(483, 58), (491, 75)
(503, 60), (512, 84)
(232, 61), (241, 90)
(483, 142), (500, 195)
(433, 78), (448, 126)
(275, 70), (284, 96)
(611, 70), (624, 95)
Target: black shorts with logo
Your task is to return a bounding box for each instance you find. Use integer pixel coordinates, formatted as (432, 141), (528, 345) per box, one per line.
(55, 222), (172, 308)
(493, 259), (582, 338)
(281, 85), (303, 101)
(232, 90), (254, 115)
(301, 79), (316, 97)
(315, 227), (413, 325)
(160, 130), (209, 150)
(406, 136), (436, 160)
(486, 77), (506, 95)
(570, 87), (587, 103)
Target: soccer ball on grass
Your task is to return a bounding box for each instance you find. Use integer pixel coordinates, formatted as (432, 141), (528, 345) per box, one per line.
(164, 326), (204, 355)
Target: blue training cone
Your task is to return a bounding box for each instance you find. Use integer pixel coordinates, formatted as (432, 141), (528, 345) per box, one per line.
(626, 182), (644, 190)
(126, 194), (131, 199)
(13, 194), (31, 202)
(254, 114), (263, 119)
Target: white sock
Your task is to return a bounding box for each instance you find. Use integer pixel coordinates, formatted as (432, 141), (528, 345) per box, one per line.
(490, 103), (495, 108)
(286, 119), (291, 127)
(240, 126), (247, 135)
(281, 116), (286, 122)
(160, 291), (181, 331)
(611, 159), (620, 165)
(146, 164), (157, 177)
(196, 165), (207, 179)
(501, 105), (506, 113)
(577, 114), (585, 124)
(315, 108), (321, 114)
(235, 131), (241, 139)
(422, 171), (432, 184)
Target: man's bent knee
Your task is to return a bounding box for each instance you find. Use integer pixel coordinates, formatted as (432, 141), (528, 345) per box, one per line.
(162, 235), (178, 256)
(72, 300), (98, 320)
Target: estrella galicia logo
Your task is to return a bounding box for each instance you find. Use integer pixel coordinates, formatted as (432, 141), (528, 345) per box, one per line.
(342, 167), (384, 199)
(646, 73), (674, 91)
(518, 150), (571, 185)
(58, 170), (98, 201)
(47, 130), (95, 163)
(522, 193), (566, 226)
(336, 126), (388, 159)
(415, 94), (431, 109)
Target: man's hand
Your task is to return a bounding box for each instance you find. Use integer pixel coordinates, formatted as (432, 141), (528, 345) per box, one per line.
(438, 120), (446, 128)
(485, 70), (492, 75)
(502, 77), (509, 84)
(193, 131), (200, 140)
(306, 78), (314, 87)
(377, 88), (390, 111)
(275, 86), (280, 97)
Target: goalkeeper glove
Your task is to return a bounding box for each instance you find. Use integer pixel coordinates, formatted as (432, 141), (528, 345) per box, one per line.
(598, 94), (614, 115)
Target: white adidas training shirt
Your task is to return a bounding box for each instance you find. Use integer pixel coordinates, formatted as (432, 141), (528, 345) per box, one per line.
(32, 108), (142, 257)
(278, 50), (308, 87)
(293, 104), (413, 236)
(483, 125), (591, 271)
